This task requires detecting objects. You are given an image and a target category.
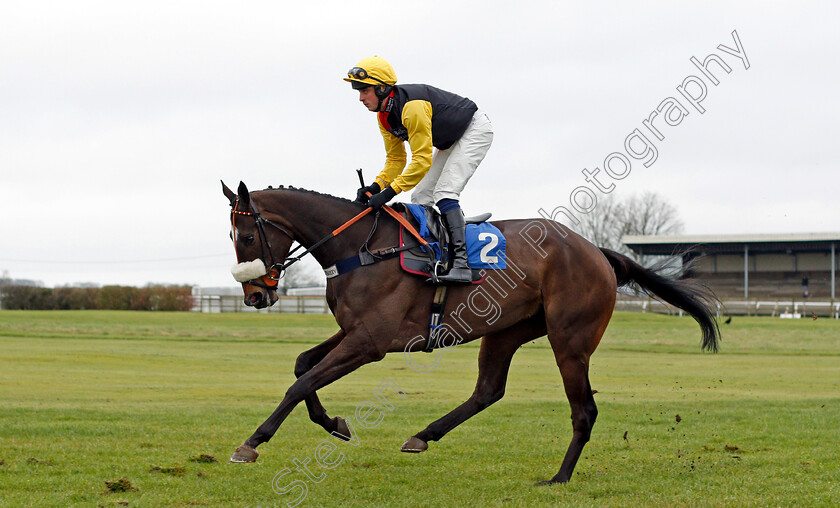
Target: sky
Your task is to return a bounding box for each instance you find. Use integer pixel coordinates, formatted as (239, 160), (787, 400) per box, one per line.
(2, 1), (838, 288)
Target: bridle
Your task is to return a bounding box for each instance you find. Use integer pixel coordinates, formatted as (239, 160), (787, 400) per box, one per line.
(231, 197), (300, 289)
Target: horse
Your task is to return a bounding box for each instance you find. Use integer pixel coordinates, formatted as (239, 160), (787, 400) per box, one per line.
(221, 181), (719, 485)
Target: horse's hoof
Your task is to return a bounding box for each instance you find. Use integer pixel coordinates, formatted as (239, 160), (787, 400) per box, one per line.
(230, 444), (259, 463)
(400, 436), (428, 453)
(534, 478), (566, 486)
(332, 417), (352, 441)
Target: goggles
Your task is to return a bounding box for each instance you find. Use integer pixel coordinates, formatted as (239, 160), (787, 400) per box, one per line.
(347, 66), (389, 86)
(348, 66), (369, 80)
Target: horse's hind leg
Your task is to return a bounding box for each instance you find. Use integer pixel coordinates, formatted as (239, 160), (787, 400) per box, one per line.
(536, 353), (598, 484)
(537, 320), (606, 485)
(402, 317), (544, 452)
(294, 330), (352, 439)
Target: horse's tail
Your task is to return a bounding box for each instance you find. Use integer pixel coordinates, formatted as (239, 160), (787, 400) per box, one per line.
(600, 248), (720, 352)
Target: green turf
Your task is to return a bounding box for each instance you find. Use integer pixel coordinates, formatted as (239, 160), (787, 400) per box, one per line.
(0, 310), (838, 507)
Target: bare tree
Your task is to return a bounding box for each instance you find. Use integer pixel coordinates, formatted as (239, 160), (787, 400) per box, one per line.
(279, 260), (324, 295)
(572, 191), (684, 265)
(573, 193), (623, 252)
(615, 192), (684, 238)
(617, 192), (684, 267)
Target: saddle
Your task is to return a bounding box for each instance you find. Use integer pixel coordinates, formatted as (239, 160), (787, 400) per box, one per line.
(393, 204), (495, 284)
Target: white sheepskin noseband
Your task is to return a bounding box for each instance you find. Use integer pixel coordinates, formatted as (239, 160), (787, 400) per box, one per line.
(231, 259), (267, 282)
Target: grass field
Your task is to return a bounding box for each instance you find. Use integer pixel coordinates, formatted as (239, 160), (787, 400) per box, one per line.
(0, 310), (838, 507)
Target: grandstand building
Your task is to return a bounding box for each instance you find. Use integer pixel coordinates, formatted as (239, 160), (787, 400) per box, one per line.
(623, 233), (838, 302)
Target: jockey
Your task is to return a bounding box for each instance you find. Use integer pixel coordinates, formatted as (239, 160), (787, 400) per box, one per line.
(345, 56), (494, 283)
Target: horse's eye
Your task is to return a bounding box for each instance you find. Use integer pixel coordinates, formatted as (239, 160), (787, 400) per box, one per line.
(243, 235), (255, 246)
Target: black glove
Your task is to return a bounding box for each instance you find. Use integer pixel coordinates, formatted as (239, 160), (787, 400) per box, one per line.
(354, 182), (381, 204)
(367, 186), (397, 210)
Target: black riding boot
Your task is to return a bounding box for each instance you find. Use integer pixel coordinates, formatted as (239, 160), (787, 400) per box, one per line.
(437, 209), (472, 284)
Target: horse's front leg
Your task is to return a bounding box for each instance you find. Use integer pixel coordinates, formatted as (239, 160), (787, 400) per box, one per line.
(294, 330), (352, 439)
(231, 334), (384, 463)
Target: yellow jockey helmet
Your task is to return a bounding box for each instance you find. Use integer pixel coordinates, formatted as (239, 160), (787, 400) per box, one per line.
(344, 56), (397, 89)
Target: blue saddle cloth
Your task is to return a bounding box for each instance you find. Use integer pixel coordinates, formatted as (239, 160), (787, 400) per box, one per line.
(404, 203), (507, 269)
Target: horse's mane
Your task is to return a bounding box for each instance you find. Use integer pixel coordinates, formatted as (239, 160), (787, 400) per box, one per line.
(257, 185), (358, 206)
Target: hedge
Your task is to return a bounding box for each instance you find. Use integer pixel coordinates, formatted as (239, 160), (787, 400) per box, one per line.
(0, 285), (193, 311)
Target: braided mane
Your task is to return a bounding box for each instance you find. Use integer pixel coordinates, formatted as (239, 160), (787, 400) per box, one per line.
(258, 185), (357, 206)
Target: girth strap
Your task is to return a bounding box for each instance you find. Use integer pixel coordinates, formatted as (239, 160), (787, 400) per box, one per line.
(425, 284), (450, 352)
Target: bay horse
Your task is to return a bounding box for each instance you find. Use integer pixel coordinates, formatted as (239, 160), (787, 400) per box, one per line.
(221, 181), (719, 484)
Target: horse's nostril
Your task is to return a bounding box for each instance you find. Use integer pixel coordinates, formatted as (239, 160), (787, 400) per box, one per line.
(246, 292), (262, 306)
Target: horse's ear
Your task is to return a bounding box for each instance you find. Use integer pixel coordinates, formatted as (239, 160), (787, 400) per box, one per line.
(221, 180), (236, 207)
(237, 181), (250, 209)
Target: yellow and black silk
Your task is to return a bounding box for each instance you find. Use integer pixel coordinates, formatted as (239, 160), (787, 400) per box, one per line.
(374, 84), (478, 194)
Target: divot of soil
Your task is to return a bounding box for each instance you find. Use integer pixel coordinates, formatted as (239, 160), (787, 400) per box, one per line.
(188, 454), (218, 463)
(150, 466), (186, 477)
(103, 478), (138, 493)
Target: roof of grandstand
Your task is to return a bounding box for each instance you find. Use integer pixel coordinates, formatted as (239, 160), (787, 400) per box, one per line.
(623, 232), (840, 256)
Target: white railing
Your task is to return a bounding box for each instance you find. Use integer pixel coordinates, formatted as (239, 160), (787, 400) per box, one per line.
(615, 297), (839, 318)
(192, 294), (331, 314)
(191, 292), (837, 319)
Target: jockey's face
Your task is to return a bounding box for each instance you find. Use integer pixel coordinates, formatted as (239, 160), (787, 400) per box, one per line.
(358, 86), (381, 112)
